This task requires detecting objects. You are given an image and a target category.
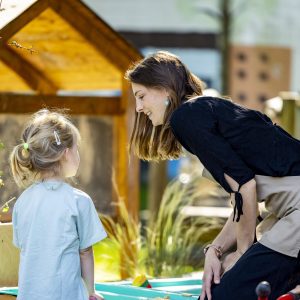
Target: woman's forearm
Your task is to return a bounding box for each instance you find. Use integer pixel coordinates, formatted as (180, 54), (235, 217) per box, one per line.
(236, 179), (257, 253)
(206, 177), (257, 258)
(80, 246), (95, 295)
(210, 211), (237, 254)
(224, 174), (257, 253)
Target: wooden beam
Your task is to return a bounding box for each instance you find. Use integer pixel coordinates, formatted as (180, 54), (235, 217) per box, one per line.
(50, 0), (142, 71)
(119, 31), (218, 49)
(0, 93), (122, 115)
(0, 44), (58, 93)
(0, 0), (49, 41)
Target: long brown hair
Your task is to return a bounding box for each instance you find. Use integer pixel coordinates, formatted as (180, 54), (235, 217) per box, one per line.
(125, 51), (204, 161)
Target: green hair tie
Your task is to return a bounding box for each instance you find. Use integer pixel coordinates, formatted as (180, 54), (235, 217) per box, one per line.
(23, 143), (29, 150)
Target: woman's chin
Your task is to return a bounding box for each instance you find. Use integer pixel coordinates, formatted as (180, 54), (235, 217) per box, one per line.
(151, 120), (163, 127)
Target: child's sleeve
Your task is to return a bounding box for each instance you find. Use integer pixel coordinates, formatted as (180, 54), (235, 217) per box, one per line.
(12, 204), (20, 248)
(76, 194), (107, 250)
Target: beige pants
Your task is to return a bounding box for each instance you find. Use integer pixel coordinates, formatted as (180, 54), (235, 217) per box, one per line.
(202, 169), (300, 257)
(256, 175), (300, 258)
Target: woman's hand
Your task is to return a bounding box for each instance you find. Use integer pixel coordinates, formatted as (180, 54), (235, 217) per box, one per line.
(200, 249), (221, 300)
(89, 292), (105, 300)
(290, 285), (300, 295)
(221, 250), (242, 275)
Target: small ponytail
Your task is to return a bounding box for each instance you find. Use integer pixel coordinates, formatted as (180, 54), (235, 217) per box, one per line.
(10, 143), (35, 188)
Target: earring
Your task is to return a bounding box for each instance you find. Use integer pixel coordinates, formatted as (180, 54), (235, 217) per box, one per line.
(165, 99), (170, 106)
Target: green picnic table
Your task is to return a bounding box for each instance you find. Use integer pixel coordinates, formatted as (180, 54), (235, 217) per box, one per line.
(0, 277), (202, 299)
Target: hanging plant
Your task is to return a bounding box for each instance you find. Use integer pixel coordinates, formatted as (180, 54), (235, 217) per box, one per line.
(0, 140), (4, 189)
(0, 141), (16, 222)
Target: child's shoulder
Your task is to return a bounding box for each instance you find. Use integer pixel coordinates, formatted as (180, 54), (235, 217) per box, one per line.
(70, 187), (96, 212)
(70, 186), (93, 204)
(71, 186), (90, 199)
(15, 183), (38, 203)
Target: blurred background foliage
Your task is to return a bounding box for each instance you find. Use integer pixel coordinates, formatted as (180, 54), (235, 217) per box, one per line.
(94, 174), (225, 281)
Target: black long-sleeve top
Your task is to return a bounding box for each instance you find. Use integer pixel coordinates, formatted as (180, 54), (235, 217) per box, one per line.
(170, 96), (300, 221)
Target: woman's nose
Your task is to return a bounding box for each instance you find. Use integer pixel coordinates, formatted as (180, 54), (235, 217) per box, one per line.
(136, 100), (143, 113)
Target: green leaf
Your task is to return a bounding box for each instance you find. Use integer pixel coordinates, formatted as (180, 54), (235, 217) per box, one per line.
(2, 203), (9, 212)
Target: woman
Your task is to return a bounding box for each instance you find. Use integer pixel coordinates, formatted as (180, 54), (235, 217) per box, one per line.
(125, 51), (300, 300)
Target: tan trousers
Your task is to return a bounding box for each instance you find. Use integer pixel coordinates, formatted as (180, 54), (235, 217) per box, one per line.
(256, 175), (300, 258)
(202, 169), (300, 257)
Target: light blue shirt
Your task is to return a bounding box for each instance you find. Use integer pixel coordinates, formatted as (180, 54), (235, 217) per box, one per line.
(12, 180), (107, 300)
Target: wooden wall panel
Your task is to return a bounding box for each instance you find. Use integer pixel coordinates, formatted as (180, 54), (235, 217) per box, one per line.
(229, 45), (291, 111)
(10, 8), (122, 90)
(0, 61), (31, 92)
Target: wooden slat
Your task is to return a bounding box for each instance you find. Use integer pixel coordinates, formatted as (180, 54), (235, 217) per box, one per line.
(50, 0), (142, 71)
(0, 93), (122, 115)
(0, 44), (58, 93)
(0, 0), (49, 41)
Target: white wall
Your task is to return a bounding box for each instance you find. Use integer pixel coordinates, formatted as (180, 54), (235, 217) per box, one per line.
(83, 0), (300, 91)
(82, 0), (218, 32)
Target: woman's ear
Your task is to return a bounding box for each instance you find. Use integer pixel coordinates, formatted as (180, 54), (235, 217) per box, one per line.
(165, 88), (170, 98)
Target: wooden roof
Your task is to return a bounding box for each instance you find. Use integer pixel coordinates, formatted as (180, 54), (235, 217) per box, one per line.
(0, 0), (142, 97)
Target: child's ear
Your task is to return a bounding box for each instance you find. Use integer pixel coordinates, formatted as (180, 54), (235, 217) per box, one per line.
(63, 148), (70, 160)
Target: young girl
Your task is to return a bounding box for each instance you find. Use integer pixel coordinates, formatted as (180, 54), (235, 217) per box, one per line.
(10, 109), (106, 300)
(125, 51), (300, 300)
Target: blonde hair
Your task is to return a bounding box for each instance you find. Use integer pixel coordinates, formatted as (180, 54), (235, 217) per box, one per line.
(125, 51), (204, 161)
(10, 109), (80, 188)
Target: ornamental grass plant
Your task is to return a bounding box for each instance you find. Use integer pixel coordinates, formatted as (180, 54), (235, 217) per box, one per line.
(94, 173), (225, 280)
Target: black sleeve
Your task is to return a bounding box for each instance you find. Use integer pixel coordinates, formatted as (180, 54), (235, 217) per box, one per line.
(170, 101), (255, 222)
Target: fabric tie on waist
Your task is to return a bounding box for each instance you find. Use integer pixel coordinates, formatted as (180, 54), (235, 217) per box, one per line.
(233, 185), (243, 222)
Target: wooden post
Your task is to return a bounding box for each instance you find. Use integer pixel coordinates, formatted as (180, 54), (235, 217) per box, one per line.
(295, 97), (300, 139)
(281, 98), (295, 136)
(280, 92), (300, 137)
(148, 161), (168, 219)
(112, 80), (139, 217)
(219, 0), (232, 95)
(112, 79), (139, 279)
